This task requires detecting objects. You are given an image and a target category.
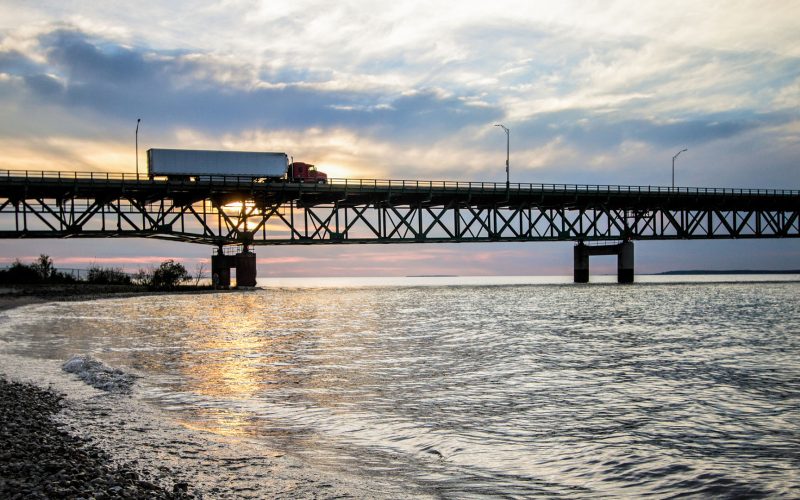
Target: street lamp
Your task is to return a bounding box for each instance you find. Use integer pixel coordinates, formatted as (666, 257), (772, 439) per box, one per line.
(494, 124), (509, 190)
(672, 148), (687, 188)
(135, 118), (141, 177)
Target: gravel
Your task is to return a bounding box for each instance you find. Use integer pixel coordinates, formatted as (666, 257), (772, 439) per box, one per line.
(0, 377), (193, 499)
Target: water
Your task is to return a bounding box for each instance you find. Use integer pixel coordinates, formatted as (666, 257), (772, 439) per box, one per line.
(2, 275), (800, 497)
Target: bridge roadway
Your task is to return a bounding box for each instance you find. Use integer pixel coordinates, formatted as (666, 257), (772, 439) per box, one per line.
(0, 170), (798, 285)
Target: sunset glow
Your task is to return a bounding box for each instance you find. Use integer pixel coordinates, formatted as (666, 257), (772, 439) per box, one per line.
(0, 0), (797, 275)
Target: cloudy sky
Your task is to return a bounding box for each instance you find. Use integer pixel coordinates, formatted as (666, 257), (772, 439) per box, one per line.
(0, 0), (798, 276)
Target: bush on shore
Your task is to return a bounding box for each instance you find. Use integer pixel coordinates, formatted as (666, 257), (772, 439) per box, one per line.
(1, 255), (197, 290)
(86, 266), (132, 285)
(0, 261), (43, 284)
(134, 259), (191, 290)
(0, 255), (77, 285)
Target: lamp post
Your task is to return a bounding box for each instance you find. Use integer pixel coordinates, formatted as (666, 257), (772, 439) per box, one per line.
(494, 124), (509, 190)
(135, 118), (141, 178)
(672, 148), (687, 188)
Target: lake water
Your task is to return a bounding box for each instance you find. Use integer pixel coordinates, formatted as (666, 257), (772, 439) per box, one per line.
(2, 275), (800, 497)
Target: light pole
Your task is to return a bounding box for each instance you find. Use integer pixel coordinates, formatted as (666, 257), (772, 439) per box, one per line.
(136, 118), (142, 180)
(135, 118), (141, 177)
(672, 148), (687, 188)
(494, 124), (509, 190)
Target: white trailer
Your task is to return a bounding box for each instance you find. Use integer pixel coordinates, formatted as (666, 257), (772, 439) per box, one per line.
(147, 149), (289, 179)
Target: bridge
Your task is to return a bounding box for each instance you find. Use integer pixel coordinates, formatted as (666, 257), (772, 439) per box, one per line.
(0, 170), (797, 286)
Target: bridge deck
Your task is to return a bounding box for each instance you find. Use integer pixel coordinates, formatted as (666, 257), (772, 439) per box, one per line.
(1, 170), (797, 211)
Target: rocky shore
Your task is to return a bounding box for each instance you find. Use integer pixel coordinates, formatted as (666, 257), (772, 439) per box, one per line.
(0, 377), (193, 499)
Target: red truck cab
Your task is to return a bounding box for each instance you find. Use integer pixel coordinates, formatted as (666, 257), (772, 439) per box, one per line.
(290, 162), (327, 183)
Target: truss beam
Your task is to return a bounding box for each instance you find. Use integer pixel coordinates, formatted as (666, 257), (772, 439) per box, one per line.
(0, 174), (797, 245)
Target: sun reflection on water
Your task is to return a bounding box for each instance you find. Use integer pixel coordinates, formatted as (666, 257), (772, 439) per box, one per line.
(176, 408), (256, 438)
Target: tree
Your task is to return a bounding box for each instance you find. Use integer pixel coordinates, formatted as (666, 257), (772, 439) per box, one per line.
(0, 260), (41, 284)
(193, 261), (207, 287)
(31, 254), (54, 280)
(0, 255), (77, 284)
(150, 259), (190, 290)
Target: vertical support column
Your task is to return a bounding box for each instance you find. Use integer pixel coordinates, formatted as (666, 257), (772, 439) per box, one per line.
(617, 241), (634, 284)
(211, 251), (231, 289)
(574, 243), (589, 283)
(235, 251), (257, 287)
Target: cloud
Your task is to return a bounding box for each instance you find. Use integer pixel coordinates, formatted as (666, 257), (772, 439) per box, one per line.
(0, 15), (796, 181)
(43, 29), (153, 83)
(22, 72), (63, 96)
(0, 27), (499, 143)
(0, 49), (43, 74)
(520, 111), (792, 152)
(0, 5), (797, 200)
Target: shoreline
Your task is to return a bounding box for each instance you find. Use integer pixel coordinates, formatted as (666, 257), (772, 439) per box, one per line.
(0, 283), (251, 312)
(0, 292), (199, 497)
(0, 377), (189, 498)
(0, 291), (384, 499)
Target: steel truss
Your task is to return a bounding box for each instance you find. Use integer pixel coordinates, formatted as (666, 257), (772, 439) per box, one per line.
(0, 194), (797, 245)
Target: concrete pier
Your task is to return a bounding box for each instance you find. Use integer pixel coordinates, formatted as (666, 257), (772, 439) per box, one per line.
(574, 245), (590, 283)
(235, 252), (257, 287)
(211, 247), (257, 288)
(574, 241), (635, 284)
(617, 241), (634, 284)
(211, 253), (231, 288)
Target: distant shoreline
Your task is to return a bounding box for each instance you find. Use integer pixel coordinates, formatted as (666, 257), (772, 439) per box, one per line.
(405, 275), (459, 278)
(657, 270), (800, 275)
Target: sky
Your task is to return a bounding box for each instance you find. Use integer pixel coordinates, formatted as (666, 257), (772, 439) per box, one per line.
(0, 0), (798, 276)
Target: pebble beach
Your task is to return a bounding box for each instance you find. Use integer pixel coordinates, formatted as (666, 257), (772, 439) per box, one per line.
(0, 291), (196, 498)
(0, 377), (188, 499)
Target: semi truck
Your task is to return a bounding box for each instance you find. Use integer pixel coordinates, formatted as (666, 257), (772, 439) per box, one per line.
(146, 148), (328, 183)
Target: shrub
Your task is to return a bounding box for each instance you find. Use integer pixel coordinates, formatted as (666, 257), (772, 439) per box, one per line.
(31, 254), (54, 280)
(132, 268), (153, 287)
(86, 266), (132, 285)
(0, 260), (42, 284)
(50, 271), (78, 284)
(136, 260), (190, 290)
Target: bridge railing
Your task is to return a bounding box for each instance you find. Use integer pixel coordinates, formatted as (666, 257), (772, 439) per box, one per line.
(325, 178), (799, 196)
(0, 169), (797, 196)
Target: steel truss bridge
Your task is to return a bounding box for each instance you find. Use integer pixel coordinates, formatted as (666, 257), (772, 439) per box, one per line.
(0, 170), (798, 284)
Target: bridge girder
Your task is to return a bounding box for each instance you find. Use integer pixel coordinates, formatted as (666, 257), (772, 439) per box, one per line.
(0, 173), (797, 246)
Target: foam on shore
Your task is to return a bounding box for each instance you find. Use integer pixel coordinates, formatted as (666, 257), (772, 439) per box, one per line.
(62, 355), (139, 393)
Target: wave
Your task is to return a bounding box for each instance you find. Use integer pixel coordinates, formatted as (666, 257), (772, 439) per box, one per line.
(62, 355), (138, 393)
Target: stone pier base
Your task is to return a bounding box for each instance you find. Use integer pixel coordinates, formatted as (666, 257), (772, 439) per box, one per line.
(574, 241), (635, 284)
(211, 249), (257, 288)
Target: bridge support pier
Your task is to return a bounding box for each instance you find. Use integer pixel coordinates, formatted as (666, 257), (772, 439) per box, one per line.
(574, 241), (634, 284)
(211, 253), (230, 288)
(617, 241), (634, 284)
(211, 247), (257, 288)
(574, 245), (590, 283)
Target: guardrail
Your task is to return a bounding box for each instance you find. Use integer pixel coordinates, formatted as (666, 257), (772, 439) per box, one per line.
(1, 169), (797, 196)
